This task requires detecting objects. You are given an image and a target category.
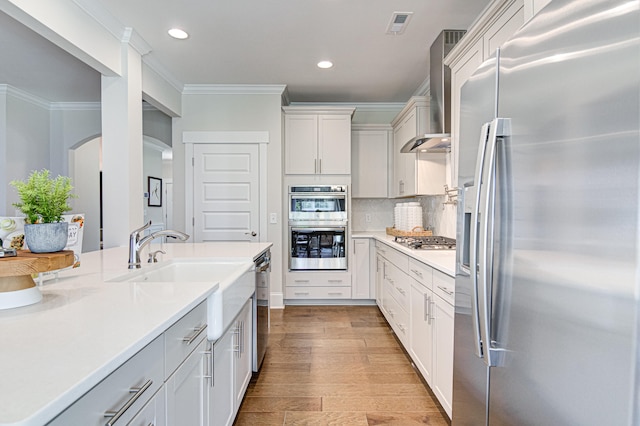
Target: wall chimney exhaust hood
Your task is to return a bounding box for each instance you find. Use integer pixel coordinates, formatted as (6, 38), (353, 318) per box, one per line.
(401, 30), (466, 153)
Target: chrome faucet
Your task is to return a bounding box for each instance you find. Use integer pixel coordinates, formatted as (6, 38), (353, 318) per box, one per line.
(128, 221), (190, 269)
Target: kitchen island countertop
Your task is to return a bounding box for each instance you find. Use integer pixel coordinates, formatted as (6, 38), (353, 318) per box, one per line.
(0, 241), (271, 426)
(352, 231), (455, 277)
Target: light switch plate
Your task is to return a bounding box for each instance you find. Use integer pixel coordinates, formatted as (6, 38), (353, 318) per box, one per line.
(269, 213), (277, 224)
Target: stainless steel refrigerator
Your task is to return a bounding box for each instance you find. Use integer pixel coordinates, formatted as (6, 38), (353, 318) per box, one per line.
(453, 0), (640, 424)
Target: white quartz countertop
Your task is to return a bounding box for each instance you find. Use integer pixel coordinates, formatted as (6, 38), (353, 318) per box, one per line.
(0, 241), (271, 426)
(352, 231), (456, 277)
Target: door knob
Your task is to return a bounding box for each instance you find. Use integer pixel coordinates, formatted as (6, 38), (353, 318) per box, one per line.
(245, 231), (257, 237)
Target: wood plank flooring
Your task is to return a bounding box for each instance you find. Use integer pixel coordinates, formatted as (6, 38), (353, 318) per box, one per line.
(234, 305), (450, 425)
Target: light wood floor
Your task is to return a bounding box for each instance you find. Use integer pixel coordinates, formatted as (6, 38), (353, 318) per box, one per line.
(234, 305), (450, 425)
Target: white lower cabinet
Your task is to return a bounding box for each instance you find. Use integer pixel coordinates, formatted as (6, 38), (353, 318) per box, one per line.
(129, 386), (167, 426)
(49, 293), (256, 426)
(352, 238), (371, 299)
(285, 271), (352, 300)
(48, 334), (165, 426)
(432, 292), (454, 417)
(410, 279), (434, 386)
(166, 336), (208, 425)
(375, 240), (455, 419)
(209, 298), (252, 426)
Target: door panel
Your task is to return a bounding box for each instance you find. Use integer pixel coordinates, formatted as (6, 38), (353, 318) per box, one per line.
(193, 144), (259, 242)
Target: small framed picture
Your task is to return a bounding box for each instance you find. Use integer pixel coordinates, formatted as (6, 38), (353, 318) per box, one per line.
(148, 176), (162, 207)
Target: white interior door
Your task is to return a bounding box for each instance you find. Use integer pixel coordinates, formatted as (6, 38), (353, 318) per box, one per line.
(193, 144), (259, 242)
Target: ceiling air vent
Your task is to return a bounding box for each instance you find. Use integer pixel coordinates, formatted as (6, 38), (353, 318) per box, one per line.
(386, 12), (413, 35)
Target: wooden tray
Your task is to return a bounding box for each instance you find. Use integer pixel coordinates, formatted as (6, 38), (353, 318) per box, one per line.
(386, 227), (433, 237)
(0, 250), (74, 292)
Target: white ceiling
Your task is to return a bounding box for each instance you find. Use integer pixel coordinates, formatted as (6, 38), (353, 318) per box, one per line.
(0, 0), (491, 104)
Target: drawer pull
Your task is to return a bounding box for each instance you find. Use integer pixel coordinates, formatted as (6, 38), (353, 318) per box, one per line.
(397, 324), (405, 333)
(104, 379), (153, 425)
(294, 279), (310, 283)
(396, 287), (406, 296)
(294, 292), (309, 296)
(437, 285), (454, 296)
(327, 279), (343, 283)
(410, 269), (423, 278)
(328, 292), (343, 296)
(182, 324), (207, 345)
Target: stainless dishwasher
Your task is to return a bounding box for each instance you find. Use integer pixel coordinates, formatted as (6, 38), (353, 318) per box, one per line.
(253, 250), (270, 372)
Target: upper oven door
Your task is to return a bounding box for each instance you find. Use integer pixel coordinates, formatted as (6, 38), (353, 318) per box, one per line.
(289, 193), (347, 222)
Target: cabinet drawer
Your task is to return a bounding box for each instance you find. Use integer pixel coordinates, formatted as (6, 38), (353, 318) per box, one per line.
(50, 335), (164, 426)
(287, 272), (351, 287)
(128, 386), (166, 426)
(165, 301), (207, 379)
(408, 258), (433, 288)
(376, 242), (408, 272)
(285, 286), (352, 299)
(433, 270), (455, 305)
(385, 262), (410, 310)
(383, 286), (409, 346)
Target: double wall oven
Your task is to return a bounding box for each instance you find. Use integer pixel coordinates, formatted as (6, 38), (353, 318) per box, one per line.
(288, 185), (347, 271)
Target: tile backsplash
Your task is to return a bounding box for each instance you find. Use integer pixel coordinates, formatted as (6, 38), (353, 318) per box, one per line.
(351, 196), (456, 239)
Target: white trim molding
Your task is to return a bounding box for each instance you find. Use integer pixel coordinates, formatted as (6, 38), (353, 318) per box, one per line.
(183, 131), (269, 144)
(182, 84), (287, 96)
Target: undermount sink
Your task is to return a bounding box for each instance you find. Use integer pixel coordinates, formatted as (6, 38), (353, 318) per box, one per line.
(110, 258), (255, 340)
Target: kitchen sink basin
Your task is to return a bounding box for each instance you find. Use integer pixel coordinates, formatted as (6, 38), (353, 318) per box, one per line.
(110, 258), (255, 340)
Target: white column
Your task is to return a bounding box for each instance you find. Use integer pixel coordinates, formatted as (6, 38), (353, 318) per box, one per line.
(101, 32), (145, 248)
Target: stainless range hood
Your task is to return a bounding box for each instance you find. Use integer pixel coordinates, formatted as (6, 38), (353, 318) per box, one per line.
(401, 30), (466, 153)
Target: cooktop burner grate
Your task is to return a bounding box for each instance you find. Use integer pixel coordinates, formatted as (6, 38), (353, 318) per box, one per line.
(394, 235), (456, 250)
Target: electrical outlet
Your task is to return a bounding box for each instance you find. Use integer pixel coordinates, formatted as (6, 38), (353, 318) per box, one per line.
(269, 213), (277, 224)
(365, 214), (372, 223)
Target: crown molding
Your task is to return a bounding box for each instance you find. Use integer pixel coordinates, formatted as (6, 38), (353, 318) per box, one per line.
(289, 102), (405, 113)
(182, 84), (288, 96)
(50, 102), (101, 111)
(122, 27), (151, 56)
(413, 77), (430, 97)
(0, 85), (50, 109)
(142, 56), (184, 93)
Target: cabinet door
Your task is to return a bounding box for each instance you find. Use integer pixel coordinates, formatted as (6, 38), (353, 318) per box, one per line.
(409, 281), (434, 386)
(209, 328), (234, 426)
(483, 0), (525, 60)
(352, 238), (371, 299)
(234, 300), (253, 411)
(351, 129), (389, 197)
(433, 294), (455, 418)
(166, 337), (207, 426)
(318, 115), (351, 174)
(375, 255), (385, 306)
(450, 39), (483, 188)
(128, 387), (166, 426)
(285, 114), (318, 174)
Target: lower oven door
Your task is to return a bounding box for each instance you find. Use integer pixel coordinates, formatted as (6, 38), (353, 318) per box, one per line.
(289, 226), (347, 270)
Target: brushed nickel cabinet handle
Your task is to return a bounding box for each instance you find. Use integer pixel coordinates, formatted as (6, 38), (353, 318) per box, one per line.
(437, 285), (454, 296)
(182, 324), (207, 345)
(104, 379), (153, 425)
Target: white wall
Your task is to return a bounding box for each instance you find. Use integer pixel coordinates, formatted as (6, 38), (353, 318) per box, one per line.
(69, 137), (101, 252)
(176, 90), (284, 307)
(143, 141), (165, 227)
(50, 106), (101, 177)
(2, 90), (50, 215)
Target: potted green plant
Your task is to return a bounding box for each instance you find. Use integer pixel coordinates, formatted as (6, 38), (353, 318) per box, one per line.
(10, 169), (76, 253)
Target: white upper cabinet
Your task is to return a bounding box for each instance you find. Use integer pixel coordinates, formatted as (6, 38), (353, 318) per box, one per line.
(283, 106), (355, 175)
(445, 0), (526, 187)
(391, 97), (446, 197)
(524, 0), (552, 22)
(351, 125), (391, 198)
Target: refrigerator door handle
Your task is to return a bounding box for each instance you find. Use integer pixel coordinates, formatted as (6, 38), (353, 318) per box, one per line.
(470, 122), (492, 361)
(478, 117), (511, 368)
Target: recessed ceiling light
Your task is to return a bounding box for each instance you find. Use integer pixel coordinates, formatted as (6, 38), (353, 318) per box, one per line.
(168, 28), (189, 40)
(317, 60), (333, 69)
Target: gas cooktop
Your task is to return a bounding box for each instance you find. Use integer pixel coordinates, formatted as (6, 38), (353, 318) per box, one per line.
(394, 236), (456, 250)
